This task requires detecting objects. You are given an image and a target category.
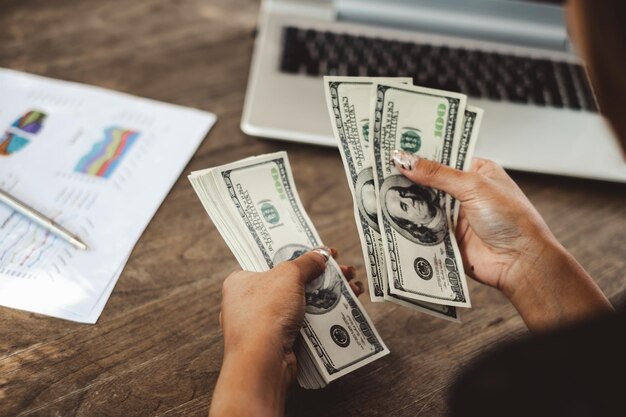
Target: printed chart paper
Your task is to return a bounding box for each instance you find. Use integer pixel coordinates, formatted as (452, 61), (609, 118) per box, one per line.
(0, 68), (216, 323)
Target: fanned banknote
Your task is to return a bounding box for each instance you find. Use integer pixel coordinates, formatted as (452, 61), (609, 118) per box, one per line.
(323, 77), (411, 301)
(371, 82), (472, 308)
(189, 152), (389, 389)
(324, 76), (459, 321)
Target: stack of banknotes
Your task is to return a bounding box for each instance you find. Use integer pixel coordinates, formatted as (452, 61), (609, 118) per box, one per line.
(323, 76), (484, 322)
(189, 152), (389, 389)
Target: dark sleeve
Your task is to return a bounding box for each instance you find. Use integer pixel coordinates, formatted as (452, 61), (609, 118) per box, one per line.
(448, 305), (626, 417)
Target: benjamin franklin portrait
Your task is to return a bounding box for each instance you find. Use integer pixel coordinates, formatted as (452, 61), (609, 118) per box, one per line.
(355, 167), (380, 233)
(380, 175), (447, 245)
(273, 244), (342, 314)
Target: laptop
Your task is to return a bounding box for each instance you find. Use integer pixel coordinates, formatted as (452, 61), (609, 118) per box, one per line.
(242, 0), (626, 183)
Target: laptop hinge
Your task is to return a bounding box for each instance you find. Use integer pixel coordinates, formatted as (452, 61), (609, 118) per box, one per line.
(335, 0), (570, 51)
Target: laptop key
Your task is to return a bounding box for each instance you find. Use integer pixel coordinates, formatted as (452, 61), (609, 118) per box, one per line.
(305, 55), (319, 76)
(466, 82), (481, 98)
(346, 63), (359, 76)
(546, 82), (564, 108)
(573, 65), (598, 112)
(281, 57), (299, 74)
(486, 83), (501, 100)
(327, 61), (340, 75)
(531, 88), (546, 106)
(557, 62), (581, 110)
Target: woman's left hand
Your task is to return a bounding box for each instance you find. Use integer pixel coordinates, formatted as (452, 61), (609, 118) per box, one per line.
(210, 247), (363, 417)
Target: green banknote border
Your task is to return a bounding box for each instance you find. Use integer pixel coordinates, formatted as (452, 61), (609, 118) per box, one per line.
(221, 157), (386, 375)
(373, 84), (467, 304)
(450, 109), (477, 219)
(329, 81), (359, 183)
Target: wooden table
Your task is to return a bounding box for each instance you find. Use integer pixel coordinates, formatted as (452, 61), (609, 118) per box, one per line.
(1, 1), (624, 416)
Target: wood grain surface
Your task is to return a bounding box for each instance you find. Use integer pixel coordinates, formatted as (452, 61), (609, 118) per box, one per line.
(0, 0), (624, 416)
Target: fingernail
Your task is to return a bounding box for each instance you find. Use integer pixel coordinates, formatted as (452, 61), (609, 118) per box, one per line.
(311, 246), (331, 263)
(330, 247), (339, 258)
(341, 265), (355, 279)
(346, 266), (356, 278)
(391, 149), (418, 170)
(355, 281), (364, 292)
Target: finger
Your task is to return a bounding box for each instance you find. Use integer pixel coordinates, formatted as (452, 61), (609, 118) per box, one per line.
(330, 247), (339, 259)
(349, 281), (364, 297)
(455, 207), (471, 243)
(340, 265), (356, 281)
(391, 149), (475, 200)
(288, 246), (330, 285)
(471, 156), (502, 171)
(471, 157), (491, 171)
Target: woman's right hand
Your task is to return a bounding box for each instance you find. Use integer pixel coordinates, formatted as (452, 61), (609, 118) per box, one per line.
(392, 150), (555, 294)
(391, 150), (613, 331)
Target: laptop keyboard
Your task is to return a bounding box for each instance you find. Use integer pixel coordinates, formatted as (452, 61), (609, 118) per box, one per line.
(279, 26), (598, 112)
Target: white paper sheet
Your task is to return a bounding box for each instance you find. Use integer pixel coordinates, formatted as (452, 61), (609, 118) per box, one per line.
(0, 68), (216, 323)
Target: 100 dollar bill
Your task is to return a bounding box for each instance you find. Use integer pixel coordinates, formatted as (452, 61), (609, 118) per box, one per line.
(200, 152), (389, 382)
(324, 76), (412, 301)
(371, 83), (471, 307)
(324, 77), (459, 321)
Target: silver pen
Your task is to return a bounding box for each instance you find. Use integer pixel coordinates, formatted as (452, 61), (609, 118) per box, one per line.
(0, 188), (88, 251)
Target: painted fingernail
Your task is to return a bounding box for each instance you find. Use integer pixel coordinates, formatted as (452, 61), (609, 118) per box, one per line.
(391, 149), (418, 170)
(341, 265), (355, 279)
(350, 281), (364, 295)
(346, 266), (356, 279)
(311, 246), (331, 263)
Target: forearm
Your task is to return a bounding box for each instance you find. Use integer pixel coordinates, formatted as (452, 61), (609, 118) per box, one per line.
(209, 343), (290, 417)
(506, 239), (614, 332)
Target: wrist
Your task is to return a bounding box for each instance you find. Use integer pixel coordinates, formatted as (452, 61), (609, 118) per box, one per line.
(210, 338), (292, 417)
(503, 236), (613, 332)
(500, 232), (564, 301)
(223, 337), (292, 384)
(223, 328), (295, 382)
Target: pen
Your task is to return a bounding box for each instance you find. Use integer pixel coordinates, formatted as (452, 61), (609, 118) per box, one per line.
(0, 188), (88, 251)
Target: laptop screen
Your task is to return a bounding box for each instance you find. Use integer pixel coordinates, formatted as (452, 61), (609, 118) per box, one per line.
(517, 0), (563, 3)
(336, 0), (567, 49)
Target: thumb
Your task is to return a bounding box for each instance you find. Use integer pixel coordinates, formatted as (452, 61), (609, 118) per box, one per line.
(391, 149), (474, 200)
(288, 246), (330, 285)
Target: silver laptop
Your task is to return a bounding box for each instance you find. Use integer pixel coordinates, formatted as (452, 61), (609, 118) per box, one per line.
(242, 0), (626, 183)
